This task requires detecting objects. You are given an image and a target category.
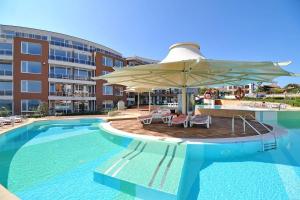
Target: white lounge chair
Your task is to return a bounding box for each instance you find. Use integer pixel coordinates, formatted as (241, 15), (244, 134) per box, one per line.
(170, 115), (189, 128)
(0, 117), (12, 125)
(9, 116), (23, 123)
(161, 113), (173, 124)
(0, 119), (5, 127)
(190, 115), (211, 128)
(138, 114), (153, 125)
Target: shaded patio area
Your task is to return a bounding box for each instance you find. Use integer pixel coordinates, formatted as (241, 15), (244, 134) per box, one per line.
(110, 116), (273, 139)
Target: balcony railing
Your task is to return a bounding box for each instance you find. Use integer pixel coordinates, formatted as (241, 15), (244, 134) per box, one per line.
(49, 73), (92, 81)
(0, 70), (13, 76)
(49, 91), (95, 97)
(49, 55), (95, 66)
(49, 73), (73, 80)
(0, 50), (13, 56)
(0, 90), (12, 96)
(49, 40), (122, 59)
(74, 75), (92, 81)
(50, 41), (90, 52)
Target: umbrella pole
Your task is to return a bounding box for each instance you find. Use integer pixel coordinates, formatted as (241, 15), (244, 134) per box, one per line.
(148, 91), (151, 112)
(182, 87), (187, 115)
(137, 92), (140, 110)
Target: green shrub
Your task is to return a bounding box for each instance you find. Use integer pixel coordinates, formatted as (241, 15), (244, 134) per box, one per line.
(29, 113), (44, 118)
(0, 107), (10, 117)
(37, 102), (49, 116)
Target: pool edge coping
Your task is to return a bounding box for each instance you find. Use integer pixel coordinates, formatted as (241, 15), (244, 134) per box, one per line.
(99, 122), (288, 145)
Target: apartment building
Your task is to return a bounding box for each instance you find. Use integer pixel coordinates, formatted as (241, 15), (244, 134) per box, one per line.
(218, 83), (255, 95)
(125, 56), (178, 106)
(0, 25), (126, 115)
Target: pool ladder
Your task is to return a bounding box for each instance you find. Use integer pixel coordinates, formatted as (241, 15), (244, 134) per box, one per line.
(232, 114), (277, 152)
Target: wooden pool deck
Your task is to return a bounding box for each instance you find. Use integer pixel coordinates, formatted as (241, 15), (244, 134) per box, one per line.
(110, 116), (272, 139)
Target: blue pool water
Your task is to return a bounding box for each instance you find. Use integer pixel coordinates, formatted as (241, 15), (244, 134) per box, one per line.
(0, 118), (136, 199)
(0, 117), (300, 199)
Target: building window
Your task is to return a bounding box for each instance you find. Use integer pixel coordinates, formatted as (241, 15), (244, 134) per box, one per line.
(21, 42), (42, 55)
(1, 30), (15, 39)
(0, 100), (13, 112)
(74, 68), (92, 80)
(21, 99), (40, 112)
(50, 65), (72, 79)
(21, 80), (41, 93)
(0, 81), (12, 96)
(50, 49), (68, 57)
(51, 36), (65, 44)
(101, 70), (111, 75)
(0, 63), (12, 76)
(72, 41), (84, 49)
(49, 83), (56, 93)
(102, 100), (114, 109)
(102, 56), (113, 67)
(21, 61), (42, 74)
(115, 86), (124, 96)
(103, 85), (113, 95)
(114, 60), (124, 68)
(0, 42), (12, 55)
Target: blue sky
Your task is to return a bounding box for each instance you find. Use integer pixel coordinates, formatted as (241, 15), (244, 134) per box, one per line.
(0, 0), (299, 86)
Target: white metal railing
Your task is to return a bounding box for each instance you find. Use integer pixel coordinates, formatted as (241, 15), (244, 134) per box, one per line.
(244, 114), (277, 149)
(232, 115), (264, 151)
(167, 102), (178, 108)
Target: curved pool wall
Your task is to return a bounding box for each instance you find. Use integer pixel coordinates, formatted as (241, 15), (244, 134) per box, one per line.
(99, 121), (288, 161)
(98, 119), (290, 200)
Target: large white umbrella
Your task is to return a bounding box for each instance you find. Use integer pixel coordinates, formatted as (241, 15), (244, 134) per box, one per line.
(93, 43), (295, 114)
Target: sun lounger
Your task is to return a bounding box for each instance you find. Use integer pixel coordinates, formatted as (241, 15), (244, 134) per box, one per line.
(279, 104), (287, 109)
(0, 117), (12, 125)
(190, 115), (211, 128)
(0, 119), (5, 127)
(161, 113), (173, 124)
(170, 115), (189, 128)
(137, 114), (153, 125)
(9, 116), (23, 123)
(138, 108), (173, 125)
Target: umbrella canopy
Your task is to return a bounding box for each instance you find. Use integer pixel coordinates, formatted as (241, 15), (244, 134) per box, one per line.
(93, 43), (295, 114)
(124, 87), (153, 93)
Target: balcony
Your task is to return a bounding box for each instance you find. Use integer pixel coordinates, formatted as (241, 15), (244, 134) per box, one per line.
(49, 73), (92, 81)
(49, 91), (95, 97)
(0, 90), (12, 96)
(49, 73), (73, 80)
(49, 55), (95, 66)
(50, 41), (90, 52)
(0, 70), (12, 76)
(49, 41), (122, 59)
(0, 50), (12, 56)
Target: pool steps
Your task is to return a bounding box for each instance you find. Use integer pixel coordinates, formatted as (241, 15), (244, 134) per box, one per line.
(263, 141), (277, 151)
(94, 140), (186, 200)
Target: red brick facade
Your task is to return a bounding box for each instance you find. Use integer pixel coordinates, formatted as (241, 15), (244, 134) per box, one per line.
(13, 37), (49, 114)
(95, 52), (127, 110)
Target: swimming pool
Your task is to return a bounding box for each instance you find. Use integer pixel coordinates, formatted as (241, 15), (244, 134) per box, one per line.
(0, 117), (300, 199)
